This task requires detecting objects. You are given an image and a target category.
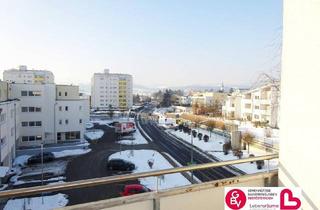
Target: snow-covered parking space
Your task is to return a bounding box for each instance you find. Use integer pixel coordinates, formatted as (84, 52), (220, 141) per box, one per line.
(85, 129), (104, 141)
(4, 193), (68, 210)
(168, 129), (278, 174)
(9, 147), (91, 187)
(116, 129), (148, 145)
(109, 150), (191, 190)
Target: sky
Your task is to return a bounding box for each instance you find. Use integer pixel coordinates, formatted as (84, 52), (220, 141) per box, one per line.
(0, 0), (282, 88)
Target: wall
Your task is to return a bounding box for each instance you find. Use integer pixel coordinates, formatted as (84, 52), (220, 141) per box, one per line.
(280, 0), (320, 209)
(56, 85), (80, 100)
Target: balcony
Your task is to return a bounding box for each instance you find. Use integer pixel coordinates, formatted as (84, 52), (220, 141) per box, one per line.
(0, 155), (278, 210)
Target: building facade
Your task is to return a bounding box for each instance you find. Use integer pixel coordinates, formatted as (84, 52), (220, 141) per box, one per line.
(3, 65), (54, 84)
(222, 83), (280, 128)
(0, 81), (19, 168)
(3, 66), (89, 147)
(91, 69), (133, 110)
(222, 89), (242, 119)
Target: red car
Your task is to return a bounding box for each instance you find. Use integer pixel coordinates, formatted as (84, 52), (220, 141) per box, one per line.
(120, 184), (151, 196)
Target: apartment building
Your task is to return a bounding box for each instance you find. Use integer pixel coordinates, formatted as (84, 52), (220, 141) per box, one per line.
(55, 85), (89, 142)
(3, 65), (54, 84)
(222, 83), (280, 127)
(3, 66), (89, 147)
(191, 92), (227, 107)
(91, 69), (133, 110)
(0, 81), (19, 168)
(222, 89), (242, 119)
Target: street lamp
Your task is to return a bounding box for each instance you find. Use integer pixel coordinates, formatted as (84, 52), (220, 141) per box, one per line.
(41, 142), (44, 204)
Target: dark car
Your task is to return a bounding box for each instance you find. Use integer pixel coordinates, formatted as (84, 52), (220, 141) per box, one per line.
(27, 152), (55, 165)
(121, 184), (151, 196)
(107, 159), (135, 171)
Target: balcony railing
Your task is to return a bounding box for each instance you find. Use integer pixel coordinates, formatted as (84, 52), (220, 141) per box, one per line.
(0, 154), (278, 200)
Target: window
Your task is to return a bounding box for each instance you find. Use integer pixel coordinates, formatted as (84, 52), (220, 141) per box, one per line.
(65, 92), (68, 96)
(254, 114), (259, 119)
(35, 107), (41, 112)
(79, 119), (82, 124)
(255, 96), (260, 100)
(59, 92), (61, 96)
(28, 91), (41, 96)
(59, 106), (62, 111)
(0, 137), (6, 146)
(65, 119), (69, 124)
(59, 119), (62, 125)
(79, 106), (82, 110)
(65, 131), (80, 140)
(57, 132), (62, 141)
(65, 106), (69, 111)
(21, 91), (28, 96)
(35, 121), (42, 126)
(29, 121), (35, 127)
(255, 106), (259, 110)
(29, 136), (35, 141)
(0, 113), (5, 122)
(22, 107), (28, 112)
(11, 127), (14, 136)
(36, 136), (42, 141)
(21, 122), (28, 127)
(22, 136), (28, 142)
(29, 107), (35, 112)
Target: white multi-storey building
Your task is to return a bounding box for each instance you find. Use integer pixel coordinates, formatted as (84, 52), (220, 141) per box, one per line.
(222, 89), (242, 120)
(3, 65), (54, 84)
(91, 69), (133, 110)
(0, 81), (19, 168)
(3, 66), (89, 147)
(222, 83), (280, 128)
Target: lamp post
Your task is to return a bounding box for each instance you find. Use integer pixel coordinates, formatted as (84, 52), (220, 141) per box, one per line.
(41, 142), (44, 204)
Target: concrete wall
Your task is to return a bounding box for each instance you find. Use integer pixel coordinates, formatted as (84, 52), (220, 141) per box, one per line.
(280, 0), (320, 209)
(0, 100), (19, 168)
(56, 85), (80, 100)
(0, 81), (8, 102)
(9, 83), (56, 147)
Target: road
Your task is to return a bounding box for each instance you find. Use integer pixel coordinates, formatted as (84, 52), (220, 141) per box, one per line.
(137, 109), (238, 182)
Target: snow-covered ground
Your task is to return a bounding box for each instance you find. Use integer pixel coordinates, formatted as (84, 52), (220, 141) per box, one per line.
(85, 129), (104, 141)
(109, 150), (190, 190)
(117, 129), (148, 145)
(86, 122), (94, 129)
(90, 117), (135, 126)
(53, 148), (91, 158)
(238, 122), (279, 147)
(168, 128), (278, 174)
(4, 193), (68, 210)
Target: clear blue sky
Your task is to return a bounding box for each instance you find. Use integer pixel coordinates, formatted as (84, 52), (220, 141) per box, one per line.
(0, 0), (282, 87)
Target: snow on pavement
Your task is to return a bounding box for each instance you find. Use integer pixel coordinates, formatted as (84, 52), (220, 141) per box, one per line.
(168, 129), (278, 174)
(4, 193), (68, 210)
(117, 129), (148, 145)
(85, 129), (104, 141)
(53, 148), (91, 158)
(109, 150), (190, 190)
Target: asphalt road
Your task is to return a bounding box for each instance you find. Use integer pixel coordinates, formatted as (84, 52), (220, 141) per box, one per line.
(63, 124), (153, 206)
(137, 109), (237, 182)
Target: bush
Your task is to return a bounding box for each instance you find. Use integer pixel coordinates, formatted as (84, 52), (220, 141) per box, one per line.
(203, 135), (209, 142)
(198, 133), (203, 140)
(223, 141), (231, 155)
(249, 154), (255, 163)
(256, 160), (265, 170)
(192, 130), (197, 138)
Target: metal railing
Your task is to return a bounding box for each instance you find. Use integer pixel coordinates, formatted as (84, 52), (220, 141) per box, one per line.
(0, 154), (278, 199)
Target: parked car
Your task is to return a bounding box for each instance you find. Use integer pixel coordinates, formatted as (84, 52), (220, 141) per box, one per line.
(107, 159), (135, 171)
(27, 152), (55, 165)
(121, 184), (151, 196)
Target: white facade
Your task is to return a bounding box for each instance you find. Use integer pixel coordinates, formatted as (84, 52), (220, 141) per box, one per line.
(280, 1), (320, 209)
(222, 84), (280, 128)
(9, 83), (56, 147)
(3, 68), (89, 147)
(222, 90), (242, 119)
(0, 81), (19, 168)
(91, 69), (133, 110)
(55, 85), (89, 143)
(241, 84), (280, 128)
(3, 65), (54, 84)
